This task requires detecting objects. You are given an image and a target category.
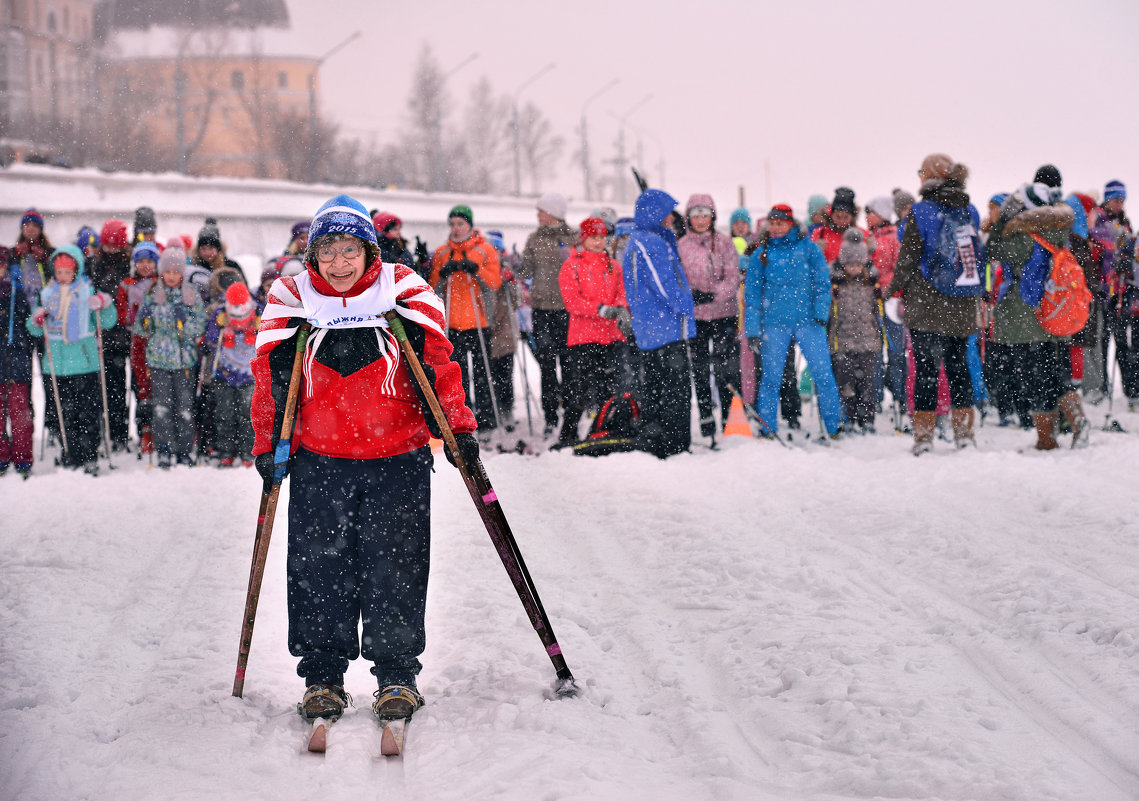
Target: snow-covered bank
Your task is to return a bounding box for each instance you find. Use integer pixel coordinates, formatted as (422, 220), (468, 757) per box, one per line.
(2, 412), (1138, 801)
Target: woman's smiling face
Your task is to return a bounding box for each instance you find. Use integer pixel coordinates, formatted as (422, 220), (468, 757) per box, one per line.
(314, 236), (367, 293)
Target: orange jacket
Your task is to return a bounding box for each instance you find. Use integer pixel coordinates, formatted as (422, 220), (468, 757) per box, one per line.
(429, 232), (502, 330)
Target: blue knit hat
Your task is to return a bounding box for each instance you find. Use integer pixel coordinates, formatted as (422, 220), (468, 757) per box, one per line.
(77, 226), (100, 251)
(309, 194), (377, 246)
(989, 193), (1009, 208)
(729, 207), (751, 227)
(485, 230), (505, 252)
(132, 241), (160, 264)
(1104, 180), (1126, 202)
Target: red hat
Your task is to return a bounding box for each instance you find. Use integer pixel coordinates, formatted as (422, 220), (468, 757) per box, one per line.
(225, 281), (256, 322)
(1072, 193), (1097, 215)
(372, 212), (401, 235)
(101, 219), (129, 248)
(766, 204), (795, 223)
(579, 217), (609, 239)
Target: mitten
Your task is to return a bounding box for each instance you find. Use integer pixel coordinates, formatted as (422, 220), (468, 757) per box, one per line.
(254, 451), (287, 492)
(691, 289), (715, 305)
(597, 304), (620, 319)
(444, 432), (480, 469)
(458, 259), (479, 275)
(32, 308), (48, 327)
(88, 292), (112, 311)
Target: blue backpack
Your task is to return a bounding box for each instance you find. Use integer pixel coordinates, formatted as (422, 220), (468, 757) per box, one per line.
(921, 206), (985, 297)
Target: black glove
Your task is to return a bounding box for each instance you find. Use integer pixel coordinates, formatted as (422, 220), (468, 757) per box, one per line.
(415, 237), (429, 264)
(254, 451), (288, 492)
(747, 336), (762, 356)
(457, 258), (479, 275)
(438, 260), (461, 280)
(444, 432), (480, 469)
(597, 304), (620, 319)
(691, 289), (715, 305)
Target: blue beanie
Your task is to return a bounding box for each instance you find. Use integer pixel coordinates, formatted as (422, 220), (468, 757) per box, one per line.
(77, 226), (100, 251)
(989, 193), (1009, 208)
(729, 207), (752, 226)
(309, 194), (377, 246)
(1104, 180), (1126, 202)
(485, 230), (505, 252)
(615, 217), (636, 238)
(132, 241), (160, 264)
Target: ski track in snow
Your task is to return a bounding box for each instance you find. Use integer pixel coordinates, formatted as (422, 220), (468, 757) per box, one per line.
(2, 411), (1139, 801)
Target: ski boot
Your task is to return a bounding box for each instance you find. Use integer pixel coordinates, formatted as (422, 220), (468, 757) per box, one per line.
(372, 685), (424, 720)
(298, 684), (351, 720)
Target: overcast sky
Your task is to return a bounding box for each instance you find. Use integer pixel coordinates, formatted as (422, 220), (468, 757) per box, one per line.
(285, 0), (1139, 221)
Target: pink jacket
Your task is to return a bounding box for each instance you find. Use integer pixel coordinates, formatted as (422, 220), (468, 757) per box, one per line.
(558, 249), (627, 347)
(677, 230), (742, 322)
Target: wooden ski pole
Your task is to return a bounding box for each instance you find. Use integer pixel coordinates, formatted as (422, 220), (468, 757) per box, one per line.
(232, 321), (311, 698)
(43, 330), (70, 460)
(384, 310), (577, 696)
(94, 312), (114, 463)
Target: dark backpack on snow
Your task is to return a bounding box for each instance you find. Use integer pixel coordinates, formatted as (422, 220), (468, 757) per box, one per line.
(572, 392), (641, 457)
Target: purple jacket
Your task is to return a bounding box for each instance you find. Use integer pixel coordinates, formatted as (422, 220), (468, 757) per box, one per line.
(677, 230), (742, 322)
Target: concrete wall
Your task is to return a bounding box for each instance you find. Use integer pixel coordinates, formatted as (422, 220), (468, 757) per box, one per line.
(0, 163), (621, 268)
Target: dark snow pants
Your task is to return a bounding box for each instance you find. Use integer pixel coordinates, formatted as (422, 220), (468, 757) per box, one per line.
(637, 340), (692, 458)
(287, 446), (432, 689)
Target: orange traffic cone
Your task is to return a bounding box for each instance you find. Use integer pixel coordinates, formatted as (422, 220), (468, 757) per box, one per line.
(723, 395), (753, 437)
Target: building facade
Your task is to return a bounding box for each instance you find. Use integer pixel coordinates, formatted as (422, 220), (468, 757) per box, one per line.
(0, 0), (98, 140)
(100, 30), (318, 179)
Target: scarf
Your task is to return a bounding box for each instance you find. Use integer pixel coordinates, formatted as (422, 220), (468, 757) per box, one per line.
(40, 277), (94, 343)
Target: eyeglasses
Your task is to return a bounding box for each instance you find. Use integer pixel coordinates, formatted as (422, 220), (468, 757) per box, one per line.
(315, 243), (363, 263)
(689, 207), (713, 217)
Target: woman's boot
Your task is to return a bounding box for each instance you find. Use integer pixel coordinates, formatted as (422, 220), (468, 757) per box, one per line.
(1057, 391), (1089, 449)
(912, 411), (937, 456)
(1031, 411), (1059, 451)
(950, 407), (976, 449)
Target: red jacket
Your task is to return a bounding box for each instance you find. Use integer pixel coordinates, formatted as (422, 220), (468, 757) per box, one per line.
(558, 248), (627, 347)
(812, 224), (871, 264)
(251, 260), (476, 460)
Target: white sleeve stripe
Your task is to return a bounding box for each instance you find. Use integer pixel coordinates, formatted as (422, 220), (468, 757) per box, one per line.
(634, 240), (669, 297)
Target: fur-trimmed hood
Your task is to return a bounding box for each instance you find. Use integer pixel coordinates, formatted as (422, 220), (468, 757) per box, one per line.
(1004, 201), (1075, 236)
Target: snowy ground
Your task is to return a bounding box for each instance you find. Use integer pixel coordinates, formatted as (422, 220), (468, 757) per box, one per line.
(3, 386), (1139, 801)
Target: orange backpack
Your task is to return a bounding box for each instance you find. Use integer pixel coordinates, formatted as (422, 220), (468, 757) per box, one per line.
(1028, 234), (1092, 337)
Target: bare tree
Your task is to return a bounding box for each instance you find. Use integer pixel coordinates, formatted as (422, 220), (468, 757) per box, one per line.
(517, 101), (564, 195)
(459, 77), (511, 194)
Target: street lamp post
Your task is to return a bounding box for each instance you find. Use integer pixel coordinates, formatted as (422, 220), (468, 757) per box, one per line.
(433, 52), (479, 193)
(512, 62), (556, 197)
(308, 30), (362, 183)
(580, 78), (619, 202)
(627, 121), (667, 192)
(610, 94), (652, 204)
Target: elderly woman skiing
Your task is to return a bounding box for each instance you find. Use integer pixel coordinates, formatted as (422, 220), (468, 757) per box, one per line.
(251, 194), (479, 727)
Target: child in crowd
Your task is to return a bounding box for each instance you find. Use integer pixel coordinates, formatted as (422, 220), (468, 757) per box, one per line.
(201, 282), (258, 467)
(0, 251), (35, 478)
(26, 245), (117, 475)
(829, 228), (882, 433)
(555, 216), (629, 448)
(117, 241), (160, 455)
(133, 247), (206, 469)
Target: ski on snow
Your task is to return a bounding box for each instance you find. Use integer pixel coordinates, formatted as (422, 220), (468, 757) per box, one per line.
(304, 714), (411, 756)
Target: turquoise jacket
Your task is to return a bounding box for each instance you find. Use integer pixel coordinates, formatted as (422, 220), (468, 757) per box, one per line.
(743, 227), (831, 337)
(25, 244), (118, 376)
